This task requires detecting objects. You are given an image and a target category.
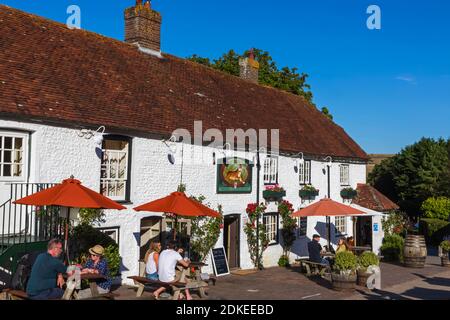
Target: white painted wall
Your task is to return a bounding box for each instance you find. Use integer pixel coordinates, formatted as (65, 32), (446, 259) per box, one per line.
(0, 119), (381, 285)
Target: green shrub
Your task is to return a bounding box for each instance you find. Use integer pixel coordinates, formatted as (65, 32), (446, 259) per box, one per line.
(440, 240), (450, 253)
(358, 251), (380, 271)
(69, 224), (121, 276)
(421, 197), (450, 221)
(380, 234), (404, 262)
(333, 251), (357, 272)
(419, 218), (450, 246)
(278, 255), (290, 267)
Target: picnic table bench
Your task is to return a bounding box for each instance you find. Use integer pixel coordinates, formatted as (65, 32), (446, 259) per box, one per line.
(128, 276), (195, 300)
(295, 257), (331, 277)
(63, 273), (117, 300)
(2, 289), (31, 300)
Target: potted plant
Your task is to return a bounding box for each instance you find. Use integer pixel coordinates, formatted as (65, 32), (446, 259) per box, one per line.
(340, 187), (357, 200)
(440, 240), (450, 267)
(263, 184), (286, 202)
(299, 185), (319, 200)
(332, 251), (357, 291)
(357, 251), (380, 286)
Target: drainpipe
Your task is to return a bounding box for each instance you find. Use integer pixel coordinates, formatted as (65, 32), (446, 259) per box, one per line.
(256, 145), (262, 270)
(327, 164), (331, 249)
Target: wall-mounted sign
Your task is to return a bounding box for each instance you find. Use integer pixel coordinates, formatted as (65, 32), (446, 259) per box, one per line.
(373, 223), (379, 232)
(217, 158), (252, 194)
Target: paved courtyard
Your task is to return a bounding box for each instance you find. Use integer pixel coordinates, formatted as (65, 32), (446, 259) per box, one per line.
(112, 256), (450, 300)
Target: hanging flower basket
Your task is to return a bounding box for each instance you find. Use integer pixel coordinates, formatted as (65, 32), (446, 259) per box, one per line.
(299, 185), (319, 200)
(340, 187), (357, 200)
(263, 185), (286, 202)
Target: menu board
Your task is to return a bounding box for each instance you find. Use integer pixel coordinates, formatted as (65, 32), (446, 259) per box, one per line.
(211, 247), (230, 276)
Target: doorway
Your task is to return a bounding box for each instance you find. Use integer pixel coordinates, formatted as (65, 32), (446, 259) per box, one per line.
(356, 216), (373, 249)
(224, 214), (240, 269)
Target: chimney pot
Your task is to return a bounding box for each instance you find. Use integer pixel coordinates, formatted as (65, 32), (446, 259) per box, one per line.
(239, 49), (260, 84)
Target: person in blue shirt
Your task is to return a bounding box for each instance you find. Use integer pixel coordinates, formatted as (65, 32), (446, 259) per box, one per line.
(26, 239), (69, 300)
(77, 245), (112, 299)
(307, 234), (330, 266)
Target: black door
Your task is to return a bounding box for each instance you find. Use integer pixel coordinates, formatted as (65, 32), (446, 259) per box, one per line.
(356, 216), (373, 249)
(224, 215), (240, 269)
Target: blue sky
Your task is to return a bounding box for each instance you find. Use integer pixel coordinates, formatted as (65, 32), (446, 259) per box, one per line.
(2, 0), (449, 154)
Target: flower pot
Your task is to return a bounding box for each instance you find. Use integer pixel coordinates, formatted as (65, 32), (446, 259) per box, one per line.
(441, 254), (450, 267)
(299, 189), (319, 200)
(263, 190), (286, 202)
(357, 269), (373, 287)
(331, 272), (357, 291)
(340, 188), (357, 200)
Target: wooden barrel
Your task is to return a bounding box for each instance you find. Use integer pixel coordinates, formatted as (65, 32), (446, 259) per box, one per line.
(442, 255), (450, 267)
(357, 270), (372, 287)
(403, 235), (427, 268)
(331, 273), (357, 291)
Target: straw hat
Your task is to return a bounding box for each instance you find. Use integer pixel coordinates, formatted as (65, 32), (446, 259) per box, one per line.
(89, 245), (105, 256)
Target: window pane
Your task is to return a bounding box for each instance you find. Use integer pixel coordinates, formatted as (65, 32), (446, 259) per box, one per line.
(13, 164), (22, 177)
(4, 137), (12, 149)
(3, 151), (11, 163)
(14, 138), (23, 150)
(3, 164), (11, 176)
(14, 151), (23, 164)
(118, 153), (127, 179)
(0, 136), (3, 149)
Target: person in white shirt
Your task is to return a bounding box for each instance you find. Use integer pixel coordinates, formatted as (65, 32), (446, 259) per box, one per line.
(154, 240), (192, 300)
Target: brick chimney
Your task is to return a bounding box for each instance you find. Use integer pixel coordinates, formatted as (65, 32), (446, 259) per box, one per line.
(125, 0), (162, 52)
(239, 49), (260, 84)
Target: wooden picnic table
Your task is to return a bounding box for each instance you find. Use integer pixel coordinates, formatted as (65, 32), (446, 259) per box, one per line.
(177, 261), (209, 298)
(62, 273), (107, 300)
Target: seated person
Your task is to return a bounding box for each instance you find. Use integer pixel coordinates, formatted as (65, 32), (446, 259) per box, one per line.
(26, 239), (70, 300)
(145, 241), (161, 281)
(153, 240), (192, 300)
(307, 234), (330, 266)
(77, 245), (112, 299)
(336, 237), (349, 253)
(346, 236), (355, 250)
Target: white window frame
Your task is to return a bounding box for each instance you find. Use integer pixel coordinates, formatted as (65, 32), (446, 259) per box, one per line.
(340, 164), (350, 186)
(263, 156), (278, 185)
(263, 213), (278, 245)
(0, 131), (28, 182)
(296, 216), (308, 237)
(335, 216), (347, 235)
(299, 160), (311, 185)
(97, 227), (120, 246)
(101, 138), (130, 201)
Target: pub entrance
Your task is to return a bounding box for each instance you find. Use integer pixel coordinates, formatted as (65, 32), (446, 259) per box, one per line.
(223, 214), (240, 269)
(356, 216), (373, 249)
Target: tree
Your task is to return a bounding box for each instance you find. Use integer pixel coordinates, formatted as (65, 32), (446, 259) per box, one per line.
(321, 107), (333, 121)
(278, 200), (296, 265)
(187, 48), (313, 103)
(369, 138), (449, 217)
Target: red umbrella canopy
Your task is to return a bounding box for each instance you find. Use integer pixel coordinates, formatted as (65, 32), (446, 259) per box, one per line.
(13, 178), (126, 210)
(134, 191), (221, 218)
(292, 198), (365, 217)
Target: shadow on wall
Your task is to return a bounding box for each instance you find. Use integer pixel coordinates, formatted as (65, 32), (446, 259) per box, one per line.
(314, 221), (340, 247)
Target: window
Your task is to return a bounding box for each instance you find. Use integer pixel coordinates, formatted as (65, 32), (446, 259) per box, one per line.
(0, 132), (27, 180)
(263, 213), (279, 245)
(335, 216), (347, 235)
(263, 156), (278, 184)
(297, 217), (307, 237)
(298, 160), (311, 185)
(100, 137), (131, 201)
(97, 227), (120, 246)
(340, 164), (350, 186)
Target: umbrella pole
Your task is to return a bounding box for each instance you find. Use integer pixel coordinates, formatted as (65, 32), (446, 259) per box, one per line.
(327, 216), (331, 249)
(65, 207), (71, 265)
(173, 215), (177, 241)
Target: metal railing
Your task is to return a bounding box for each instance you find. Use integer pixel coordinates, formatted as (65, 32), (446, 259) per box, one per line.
(0, 183), (64, 256)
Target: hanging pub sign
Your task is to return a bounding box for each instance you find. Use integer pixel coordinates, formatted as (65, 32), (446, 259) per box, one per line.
(217, 157), (252, 194)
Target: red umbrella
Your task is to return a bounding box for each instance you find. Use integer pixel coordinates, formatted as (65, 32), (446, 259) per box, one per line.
(134, 191), (221, 239)
(14, 177), (126, 262)
(292, 198), (365, 248)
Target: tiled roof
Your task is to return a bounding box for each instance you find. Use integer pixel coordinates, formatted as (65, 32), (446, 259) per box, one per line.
(353, 184), (399, 212)
(0, 5), (368, 160)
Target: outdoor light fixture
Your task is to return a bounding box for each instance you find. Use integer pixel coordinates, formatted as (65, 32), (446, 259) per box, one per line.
(162, 135), (178, 165)
(323, 156), (333, 171)
(77, 126), (106, 145)
(294, 152), (305, 171)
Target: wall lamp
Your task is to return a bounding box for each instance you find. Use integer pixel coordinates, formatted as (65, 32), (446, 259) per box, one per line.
(213, 142), (232, 165)
(77, 126), (106, 145)
(162, 135), (178, 165)
(322, 156), (333, 173)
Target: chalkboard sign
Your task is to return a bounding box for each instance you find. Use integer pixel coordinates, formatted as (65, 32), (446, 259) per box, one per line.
(211, 247), (230, 276)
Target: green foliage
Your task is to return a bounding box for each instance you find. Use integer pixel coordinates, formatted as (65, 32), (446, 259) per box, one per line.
(187, 48), (313, 103)
(321, 107), (333, 121)
(177, 183), (187, 192)
(189, 197), (223, 263)
(421, 197), (450, 221)
(419, 218), (450, 246)
(78, 208), (106, 226)
(340, 187), (357, 199)
(69, 224), (120, 275)
(440, 240), (450, 253)
(278, 201), (296, 258)
(333, 251), (357, 272)
(357, 251), (380, 271)
(380, 234), (404, 262)
(245, 203), (269, 269)
(368, 138), (449, 217)
(382, 211), (409, 237)
(278, 255), (290, 267)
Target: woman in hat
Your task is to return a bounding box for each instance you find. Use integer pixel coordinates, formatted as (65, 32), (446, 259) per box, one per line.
(77, 245), (112, 299)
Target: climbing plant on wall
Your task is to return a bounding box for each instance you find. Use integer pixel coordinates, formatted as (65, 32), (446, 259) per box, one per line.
(245, 202), (269, 269)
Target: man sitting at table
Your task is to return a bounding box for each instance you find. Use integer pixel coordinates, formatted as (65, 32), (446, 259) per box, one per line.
(307, 234), (330, 266)
(26, 239), (69, 300)
(154, 240), (192, 300)
(77, 245), (112, 299)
